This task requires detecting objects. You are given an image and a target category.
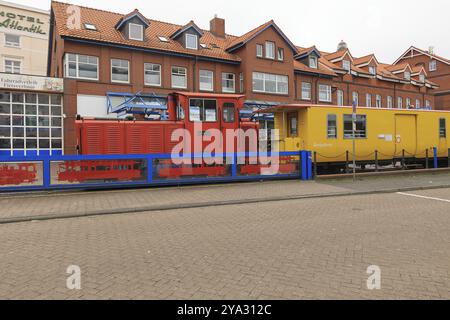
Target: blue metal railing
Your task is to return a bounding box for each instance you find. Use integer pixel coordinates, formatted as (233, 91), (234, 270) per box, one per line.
(0, 151), (313, 192)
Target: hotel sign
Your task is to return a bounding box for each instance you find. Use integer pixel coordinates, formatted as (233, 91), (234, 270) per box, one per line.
(0, 8), (48, 35)
(0, 73), (63, 92)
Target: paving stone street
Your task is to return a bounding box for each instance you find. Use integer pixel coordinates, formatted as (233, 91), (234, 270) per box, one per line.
(0, 173), (450, 299)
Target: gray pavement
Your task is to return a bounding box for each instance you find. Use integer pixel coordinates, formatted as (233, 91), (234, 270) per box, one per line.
(0, 188), (450, 299)
(1, 170), (450, 223)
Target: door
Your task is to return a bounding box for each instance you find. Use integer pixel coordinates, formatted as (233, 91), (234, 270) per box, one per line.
(395, 114), (417, 156)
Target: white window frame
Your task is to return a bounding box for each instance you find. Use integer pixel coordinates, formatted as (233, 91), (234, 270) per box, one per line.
(397, 97), (403, 109)
(110, 59), (130, 83)
(352, 92), (359, 106)
(376, 95), (382, 108)
(222, 73), (236, 93)
(406, 98), (411, 108)
(309, 56), (318, 69)
(256, 44), (263, 58)
(64, 53), (99, 80)
(429, 60), (437, 72)
(301, 82), (311, 100)
(171, 66), (187, 89)
(419, 74), (425, 83)
(318, 84), (332, 103)
(129, 23), (144, 41)
(387, 96), (393, 109)
(343, 60), (351, 72)
(144, 63), (162, 87)
(426, 100), (430, 107)
(366, 93), (372, 107)
(199, 69), (214, 92)
(239, 72), (244, 93)
(4, 58), (21, 74)
(265, 41), (275, 59)
(4, 34), (20, 48)
(185, 34), (198, 50)
(252, 72), (288, 95)
(416, 99), (420, 108)
(277, 48), (284, 61)
(337, 90), (344, 106)
(404, 71), (411, 81)
(369, 66), (376, 76)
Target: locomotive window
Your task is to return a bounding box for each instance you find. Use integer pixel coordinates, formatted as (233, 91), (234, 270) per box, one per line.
(327, 114), (337, 139)
(223, 103), (235, 123)
(439, 118), (446, 138)
(343, 114), (367, 139)
(189, 99), (217, 122)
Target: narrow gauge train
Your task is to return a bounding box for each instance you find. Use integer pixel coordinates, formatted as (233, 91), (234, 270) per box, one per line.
(71, 92), (297, 182)
(267, 104), (450, 172)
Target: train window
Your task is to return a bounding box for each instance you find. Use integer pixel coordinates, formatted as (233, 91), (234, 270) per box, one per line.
(439, 118), (446, 138)
(223, 103), (235, 123)
(327, 114), (337, 139)
(343, 114), (367, 139)
(287, 112), (298, 137)
(189, 99), (217, 122)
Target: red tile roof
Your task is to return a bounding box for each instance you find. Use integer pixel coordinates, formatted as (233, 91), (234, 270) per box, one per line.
(51, 1), (241, 63)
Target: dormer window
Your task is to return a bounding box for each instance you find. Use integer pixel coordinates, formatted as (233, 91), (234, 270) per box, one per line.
(185, 34), (198, 50)
(309, 56), (318, 69)
(419, 74), (425, 83)
(369, 66), (376, 75)
(404, 71), (411, 80)
(429, 60), (437, 72)
(343, 60), (351, 72)
(129, 23), (144, 41)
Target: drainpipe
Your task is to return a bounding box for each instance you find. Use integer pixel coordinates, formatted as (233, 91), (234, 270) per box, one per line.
(193, 56), (198, 92)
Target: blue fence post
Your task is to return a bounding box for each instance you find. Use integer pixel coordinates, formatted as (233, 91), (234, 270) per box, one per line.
(300, 150), (308, 181)
(43, 157), (51, 188)
(307, 151), (313, 180)
(232, 152), (237, 177)
(147, 155), (153, 184)
(434, 147), (438, 169)
(299, 150), (303, 180)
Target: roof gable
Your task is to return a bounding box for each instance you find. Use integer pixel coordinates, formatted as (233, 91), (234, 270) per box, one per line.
(294, 46), (321, 60)
(170, 21), (204, 39)
(226, 20), (298, 54)
(115, 9), (150, 30)
(394, 46), (450, 66)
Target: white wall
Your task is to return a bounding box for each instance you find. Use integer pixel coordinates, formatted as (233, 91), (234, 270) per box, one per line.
(77, 94), (118, 119)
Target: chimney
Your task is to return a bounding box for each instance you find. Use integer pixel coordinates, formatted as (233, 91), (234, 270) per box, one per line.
(210, 15), (225, 38)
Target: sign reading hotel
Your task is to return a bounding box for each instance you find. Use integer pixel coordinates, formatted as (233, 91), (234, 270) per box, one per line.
(0, 73), (63, 92)
(0, 6), (48, 36)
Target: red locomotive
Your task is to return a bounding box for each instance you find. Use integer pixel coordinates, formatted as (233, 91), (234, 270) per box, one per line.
(0, 163), (38, 186)
(74, 92), (297, 180)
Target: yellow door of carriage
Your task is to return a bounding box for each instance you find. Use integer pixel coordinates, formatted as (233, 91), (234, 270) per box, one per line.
(394, 114), (417, 157)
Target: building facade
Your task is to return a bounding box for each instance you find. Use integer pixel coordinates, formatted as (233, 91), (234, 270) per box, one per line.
(394, 46), (450, 110)
(48, 1), (439, 154)
(0, 0), (50, 76)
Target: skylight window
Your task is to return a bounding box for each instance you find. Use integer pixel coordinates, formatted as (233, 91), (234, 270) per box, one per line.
(200, 43), (208, 49)
(158, 36), (169, 43)
(84, 23), (97, 31)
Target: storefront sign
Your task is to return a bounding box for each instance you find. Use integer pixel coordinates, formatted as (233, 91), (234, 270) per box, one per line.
(0, 8), (48, 35)
(0, 73), (63, 92)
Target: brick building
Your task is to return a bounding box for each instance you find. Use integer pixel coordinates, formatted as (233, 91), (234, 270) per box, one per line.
(48, 1), (439, 154)
(394, 46), (450, 110)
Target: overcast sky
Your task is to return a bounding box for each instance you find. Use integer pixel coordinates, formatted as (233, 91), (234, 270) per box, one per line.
(13, 0), (450, 63)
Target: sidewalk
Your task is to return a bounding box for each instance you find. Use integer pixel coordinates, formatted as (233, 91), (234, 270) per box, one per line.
(0, 170), (450, 223)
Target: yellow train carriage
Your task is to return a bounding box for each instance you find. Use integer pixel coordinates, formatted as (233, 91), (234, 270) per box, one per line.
(268, 104), (449, 166)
